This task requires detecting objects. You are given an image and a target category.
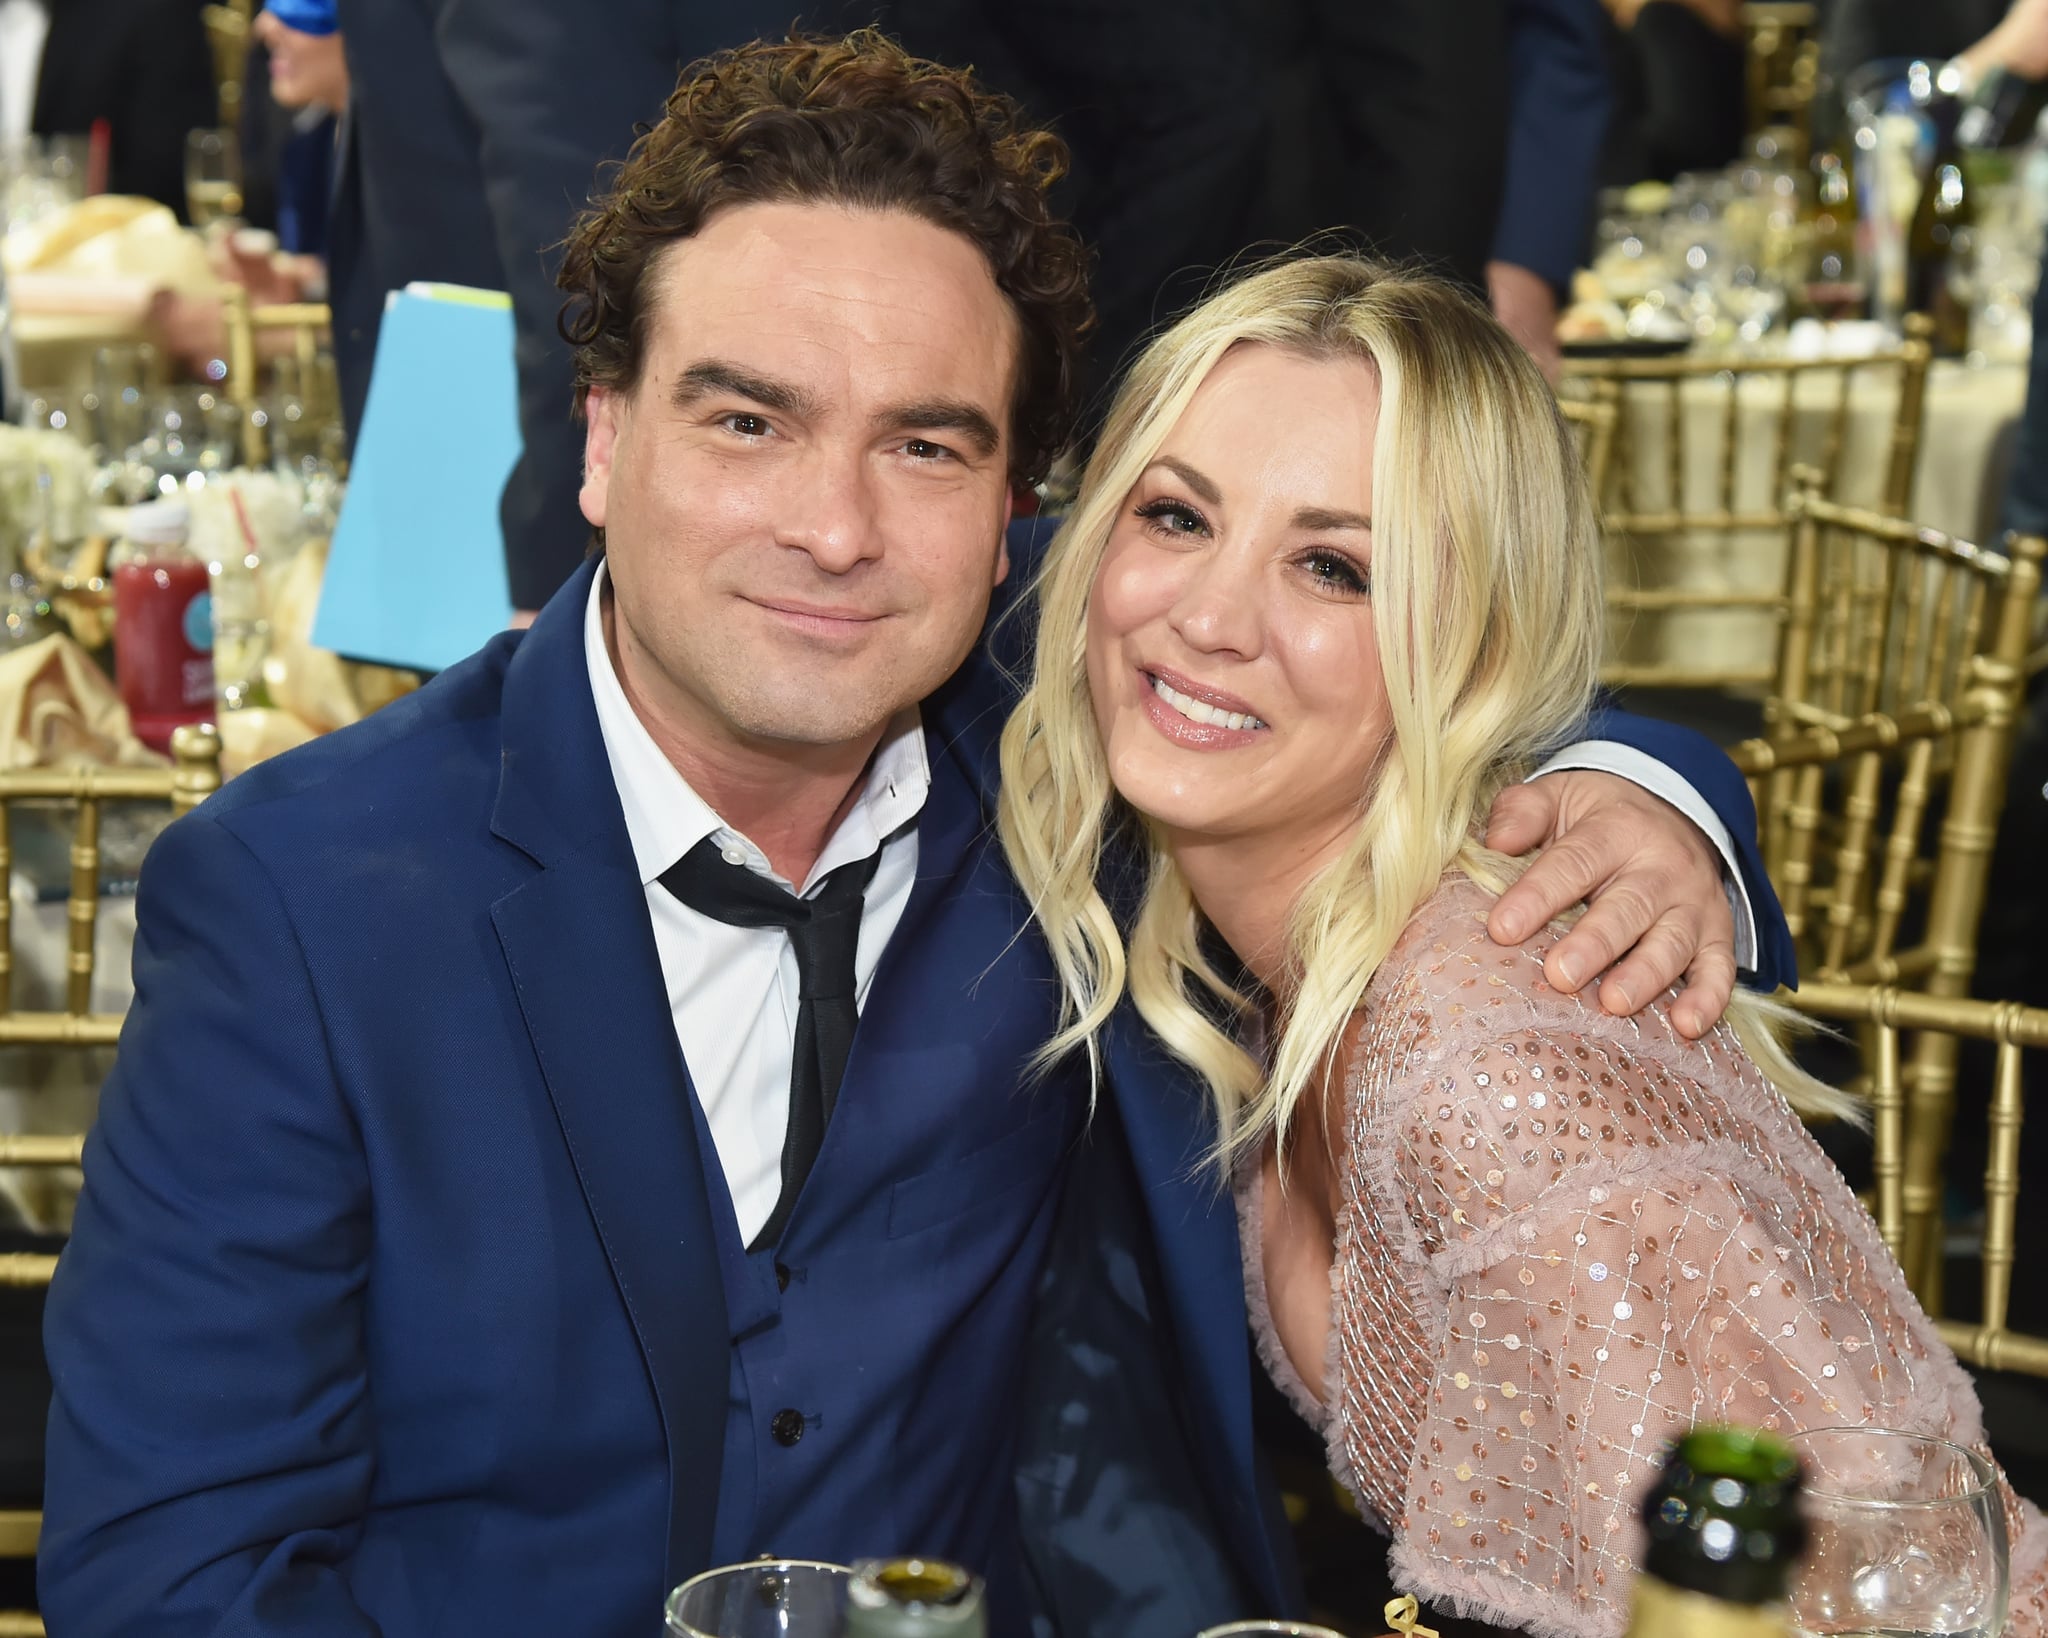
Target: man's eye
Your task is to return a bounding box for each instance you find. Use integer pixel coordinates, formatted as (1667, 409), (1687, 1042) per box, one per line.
(1302, 550), (1370, 595)
(902, 439), (955, 462)
(720, 413), (771, 437)
(1133, 498), (1208, 537)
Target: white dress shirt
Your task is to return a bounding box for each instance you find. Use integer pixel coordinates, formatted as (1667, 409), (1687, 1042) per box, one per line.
(0, 0), (48, 145)
(585, 566), (927, 1244)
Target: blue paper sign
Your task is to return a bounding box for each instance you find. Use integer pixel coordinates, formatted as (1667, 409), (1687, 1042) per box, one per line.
(314, 284), (519, 671)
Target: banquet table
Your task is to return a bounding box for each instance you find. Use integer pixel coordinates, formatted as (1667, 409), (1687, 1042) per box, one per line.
(1597, 358), (2028, 684)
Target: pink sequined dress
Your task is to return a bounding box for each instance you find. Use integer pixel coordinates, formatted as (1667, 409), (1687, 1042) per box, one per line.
(1239, 876), (2047, 1638)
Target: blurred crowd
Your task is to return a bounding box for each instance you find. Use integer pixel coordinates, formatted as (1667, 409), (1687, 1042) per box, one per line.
(9, 0), (2048, 610)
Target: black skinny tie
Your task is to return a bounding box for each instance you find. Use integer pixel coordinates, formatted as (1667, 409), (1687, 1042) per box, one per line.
(659, 838), (881, 1250)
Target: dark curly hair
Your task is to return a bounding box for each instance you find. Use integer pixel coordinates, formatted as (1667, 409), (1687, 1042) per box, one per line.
(557, 29), (1094, 490)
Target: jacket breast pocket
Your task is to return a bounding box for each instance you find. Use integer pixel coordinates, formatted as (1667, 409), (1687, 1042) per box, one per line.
(886, 1105), (1068, 1240)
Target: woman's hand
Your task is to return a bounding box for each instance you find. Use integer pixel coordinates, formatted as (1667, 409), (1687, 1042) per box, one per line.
(1482, 770), (1737, 1038)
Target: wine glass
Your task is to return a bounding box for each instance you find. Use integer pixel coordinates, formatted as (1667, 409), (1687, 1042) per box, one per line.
(184, 129), (244, 230)
(1789, 1427), (2009, 1638)
(666, 1559), (854, 1638)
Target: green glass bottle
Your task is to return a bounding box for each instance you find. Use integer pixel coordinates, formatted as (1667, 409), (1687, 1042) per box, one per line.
(1907, 94), (1976, 357)
(1622, 1426), (1806, 1638)
(844, 1558), (986, 1638)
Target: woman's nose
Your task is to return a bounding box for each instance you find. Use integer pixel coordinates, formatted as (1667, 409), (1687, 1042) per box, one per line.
(1167, 547), (1263, 658)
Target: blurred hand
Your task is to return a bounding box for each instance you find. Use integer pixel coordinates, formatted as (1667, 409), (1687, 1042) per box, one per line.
(208, 235), (312, 307)
(146, 290), (227, 375)
(1487, 259), (1563, 384)
(1484, 770), (1737, 1038)
(510, 611), (538, 630)
(1964, 0), (2048, 81)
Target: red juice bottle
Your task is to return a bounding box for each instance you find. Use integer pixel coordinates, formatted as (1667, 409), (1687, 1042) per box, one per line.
(112, 500), (215, 754)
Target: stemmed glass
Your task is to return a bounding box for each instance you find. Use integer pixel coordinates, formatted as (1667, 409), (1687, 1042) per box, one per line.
(1789, 1428), (2010, 1638)
(183, 129), (244, 230)
(666, 1560), (854, 1638)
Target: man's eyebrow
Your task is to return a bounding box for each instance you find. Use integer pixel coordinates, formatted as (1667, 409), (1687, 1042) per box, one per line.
(669, 360), (821, 419)
(1292, 505), (1372, 533)
(1148, 457), (1223, 507)
(873, 399), (1002, 459)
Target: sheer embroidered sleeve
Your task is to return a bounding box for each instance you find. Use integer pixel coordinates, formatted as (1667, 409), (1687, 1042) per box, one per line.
(1325, 882), (2047, 1638)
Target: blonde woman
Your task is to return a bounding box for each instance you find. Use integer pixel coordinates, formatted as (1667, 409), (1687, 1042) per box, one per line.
(999, 256), (2046, 1637)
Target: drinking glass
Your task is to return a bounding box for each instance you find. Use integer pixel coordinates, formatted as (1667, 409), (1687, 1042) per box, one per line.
(184, 129), (244, 229)
(666, 1559), (854, 1638)
(1196, 1624), (1348, 1637)
(1789, 1427), (2009, 1638)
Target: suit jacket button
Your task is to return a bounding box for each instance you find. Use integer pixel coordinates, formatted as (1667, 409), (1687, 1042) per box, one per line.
(775, 1262), (791, 1293)
(772, 1409), (805, 1447)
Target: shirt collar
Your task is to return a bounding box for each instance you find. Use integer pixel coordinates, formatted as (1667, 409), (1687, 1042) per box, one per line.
(583, 561), (929, 895)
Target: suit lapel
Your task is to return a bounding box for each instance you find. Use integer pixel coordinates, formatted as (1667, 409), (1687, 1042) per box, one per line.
(1105, 1007), (1290, 1609)
(488, 560), (729, 1588)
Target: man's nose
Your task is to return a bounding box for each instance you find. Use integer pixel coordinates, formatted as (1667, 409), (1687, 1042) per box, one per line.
(776, 445), (882, 573)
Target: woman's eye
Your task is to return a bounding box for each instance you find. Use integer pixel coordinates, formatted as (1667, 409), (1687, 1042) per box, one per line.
(1301, 549), (1370, 595)
(720, 412), (771, 438)
(1134, 499), (1209, 538)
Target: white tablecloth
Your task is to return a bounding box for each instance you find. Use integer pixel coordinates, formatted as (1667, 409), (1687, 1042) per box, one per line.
(1601, 360), (2027, 679)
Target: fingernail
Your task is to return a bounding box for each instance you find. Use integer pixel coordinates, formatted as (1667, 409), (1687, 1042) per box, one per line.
(1553, 955), (1583, 989)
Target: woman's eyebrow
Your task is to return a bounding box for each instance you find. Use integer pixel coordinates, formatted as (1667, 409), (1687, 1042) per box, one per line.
(1292, 505), (1372, 532)
(1148, 456), (1223, 507)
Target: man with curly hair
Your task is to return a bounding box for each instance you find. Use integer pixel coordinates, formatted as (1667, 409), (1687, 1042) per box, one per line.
(40, 31), (1791, 1638)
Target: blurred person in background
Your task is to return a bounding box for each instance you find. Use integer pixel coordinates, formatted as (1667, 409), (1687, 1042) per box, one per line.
(1599, 0), (1749, 184)
(249, 0), (345, 258)
(1250, 0), (1613, 382)
(12, 0), (217, 218)
(873, 0), (1607, 397)
(328, 0), (793, 616)
(145, 0), (340, 378)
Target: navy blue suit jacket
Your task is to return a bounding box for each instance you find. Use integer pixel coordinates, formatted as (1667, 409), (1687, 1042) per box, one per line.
(40, 531), (1790, 1636)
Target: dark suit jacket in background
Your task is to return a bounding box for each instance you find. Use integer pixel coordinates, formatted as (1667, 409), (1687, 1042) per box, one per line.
(31, 0), (217, 220)
(872, 0), (1608, 422)
(327, 0), (789, 610)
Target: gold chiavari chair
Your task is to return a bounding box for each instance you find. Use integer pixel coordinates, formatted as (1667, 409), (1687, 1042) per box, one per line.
(1567, 316), (1934, 691)
(1558, 388), (1619, 505)
(221, 288), (336, 468)
(1742, 2), (1821, 160)
(1729, 496), (2043, 1299)
(201, 0), (255, 135)
(1791, 982), (2048, 1377)
(0, 725), (223, 1636)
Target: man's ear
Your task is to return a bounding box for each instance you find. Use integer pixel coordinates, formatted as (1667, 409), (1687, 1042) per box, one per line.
(580, 386), (622, 529)
(992, 486), (1018, 587)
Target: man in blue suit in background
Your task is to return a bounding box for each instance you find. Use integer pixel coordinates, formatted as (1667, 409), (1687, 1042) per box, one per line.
(42, 31), (1789, 1638)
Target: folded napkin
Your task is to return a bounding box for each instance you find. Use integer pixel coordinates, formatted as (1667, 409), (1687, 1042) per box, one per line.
(0, 633), (165, 772)
(2, 196), (217, 317)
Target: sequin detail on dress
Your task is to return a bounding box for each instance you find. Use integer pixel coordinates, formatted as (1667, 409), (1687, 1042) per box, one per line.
(1238, 877), (2047, 1638)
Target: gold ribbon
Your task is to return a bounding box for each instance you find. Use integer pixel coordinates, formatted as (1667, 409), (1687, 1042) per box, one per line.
(1384, 1595), (1439, 1638)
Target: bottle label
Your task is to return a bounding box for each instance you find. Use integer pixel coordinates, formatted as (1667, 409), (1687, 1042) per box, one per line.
(182, 590), (214, 654)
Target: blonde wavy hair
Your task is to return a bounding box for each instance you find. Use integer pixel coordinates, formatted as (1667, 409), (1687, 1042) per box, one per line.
(997, 255), (1850, 1172)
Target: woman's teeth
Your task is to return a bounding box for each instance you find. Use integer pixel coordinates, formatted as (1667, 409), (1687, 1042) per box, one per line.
(1150, 674), (1265, 732)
